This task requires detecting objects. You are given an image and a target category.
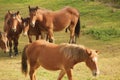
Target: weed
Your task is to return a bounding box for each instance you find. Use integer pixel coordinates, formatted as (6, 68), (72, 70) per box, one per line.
(85, 27), (120, 41)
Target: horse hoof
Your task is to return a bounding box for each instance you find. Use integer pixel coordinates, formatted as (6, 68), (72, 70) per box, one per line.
(10, 55), (13, 58)
(15, 53), (18, 56)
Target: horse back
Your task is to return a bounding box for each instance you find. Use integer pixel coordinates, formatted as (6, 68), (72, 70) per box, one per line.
(64, 6), (79, 17)
(52, 6), (79, 31)
(26, 40), (65, 70)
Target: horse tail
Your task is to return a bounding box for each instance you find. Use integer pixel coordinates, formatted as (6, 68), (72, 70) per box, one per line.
(75, 17), (80, 38)
(21, 44), (29, 76)
(65, 27), (68, 33)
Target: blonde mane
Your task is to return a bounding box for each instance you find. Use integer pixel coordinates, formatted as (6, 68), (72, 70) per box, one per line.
(60, 43), (87, 60)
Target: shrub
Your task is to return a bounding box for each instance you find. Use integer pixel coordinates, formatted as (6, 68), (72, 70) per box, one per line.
(85, 27), (120, 41)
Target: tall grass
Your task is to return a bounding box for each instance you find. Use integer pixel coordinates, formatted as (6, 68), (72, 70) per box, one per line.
(85, 27), (120, 41)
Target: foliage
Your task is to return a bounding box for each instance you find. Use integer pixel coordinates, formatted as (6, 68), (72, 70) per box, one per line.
(85, 27), (120, 41)
(95, 0), (120, 7)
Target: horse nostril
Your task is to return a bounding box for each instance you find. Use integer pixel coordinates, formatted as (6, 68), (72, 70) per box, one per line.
(94, 72), (97, 76)
(92, 70), (100, 77)
(12, 28), (16, 32)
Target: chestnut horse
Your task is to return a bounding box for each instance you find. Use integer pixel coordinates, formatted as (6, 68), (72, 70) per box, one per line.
(0, 32), (9, 52)
(22, 17), (47, 43)
(4, 11), (22, 57)
(28, 6), (80, 43)
(22, 40), (100, 80)
(22, 17), (41, 43)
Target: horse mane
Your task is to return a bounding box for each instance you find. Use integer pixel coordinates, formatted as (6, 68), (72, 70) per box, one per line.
(60, 43), (87, 60)
(37, 7), (53, 13)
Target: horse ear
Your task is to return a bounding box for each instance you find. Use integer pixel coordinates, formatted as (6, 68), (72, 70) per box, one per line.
(8, 10), (12, 14)
(96, 50), (99, 54)
(36, 6), (39, 10)
(28, 5), (30, 10)
(16, 11), (20, 15)
(86, 48), (92, 56)
(21, 17), (24, 22)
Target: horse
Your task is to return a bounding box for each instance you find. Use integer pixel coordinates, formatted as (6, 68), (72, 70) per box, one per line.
(21, 40), (100, 80)
(0, 31), (9, 52)
(22, 17), (47, 43)
(4, 10), (23, 57)
(28, 6), (81, 43)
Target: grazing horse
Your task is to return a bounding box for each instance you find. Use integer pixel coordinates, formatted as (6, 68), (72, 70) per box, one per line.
(0, 32), (9, 52)
(28, 6), (80, 43)
(4, 11), (22, 56)
(22, 17), (47, 43)
(21, 40), (100, 80)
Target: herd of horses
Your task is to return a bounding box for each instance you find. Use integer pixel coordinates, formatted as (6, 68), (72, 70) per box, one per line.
(0, 6), (99, 80)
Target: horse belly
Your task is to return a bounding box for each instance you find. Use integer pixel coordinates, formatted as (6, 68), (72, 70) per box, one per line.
(41, 64), (61, 71)
(38, 51), (63, 70)
(53, 14), (71, 31)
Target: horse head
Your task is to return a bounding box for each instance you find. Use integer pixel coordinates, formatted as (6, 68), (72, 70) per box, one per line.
(8, 11), (22, 32)
(22, 17), (30, 36)
(0, 32), (9, 53)
(85, 49), (100, 77)
(28, 6), (39, 27)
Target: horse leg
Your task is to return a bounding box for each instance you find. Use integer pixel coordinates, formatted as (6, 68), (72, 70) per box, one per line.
(40, 31), (45, 39)
(9, 39), (12, 57)
(29, 60), (40, 80)
(48, 29), (54, 43)
(57, 70), (66, 80)
(69, 31), (76, 44)
(46, 34), (49, 41)
(36, 35), (39, 40)
(69, 25), (76, 44)
(28, 35), (32, 43)
(29, 67), (36, 80)
(65, 69), (72, 80)
(13, 38), (18, 56)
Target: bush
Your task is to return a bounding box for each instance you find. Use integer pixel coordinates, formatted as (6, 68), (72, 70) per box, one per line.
(85, 27), (120, 41)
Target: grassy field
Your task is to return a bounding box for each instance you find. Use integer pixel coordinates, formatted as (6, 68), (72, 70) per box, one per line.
(0, 0), (120, 80)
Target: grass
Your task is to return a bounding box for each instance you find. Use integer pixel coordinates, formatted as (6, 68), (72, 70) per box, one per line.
(84, 27), (120, 41)
(0, 0), (120, 80)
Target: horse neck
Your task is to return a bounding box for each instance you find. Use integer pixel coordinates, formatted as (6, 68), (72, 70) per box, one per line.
(18, 23), (23, 33)
(76, 50), (89, 63)
(37, 9), (48, 21)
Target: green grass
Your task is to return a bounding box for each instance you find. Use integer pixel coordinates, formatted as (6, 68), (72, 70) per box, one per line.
(0, 0), (120, 80)
(84, 27), (120, 41)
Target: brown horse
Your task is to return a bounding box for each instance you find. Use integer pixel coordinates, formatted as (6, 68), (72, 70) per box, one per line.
(4, 10), (23, 57)
(22, 40), (100, 80)
(0, 32), (9, 52)
(22, 17), (42, 43)
(28, 6), (80, 43)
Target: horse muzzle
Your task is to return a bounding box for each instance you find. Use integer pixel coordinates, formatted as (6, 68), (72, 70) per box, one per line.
(31, 23), (35, 27)
(30, 22), (35, 27)
(12, 27), (17, 32)
(92, 70), (100, 77)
